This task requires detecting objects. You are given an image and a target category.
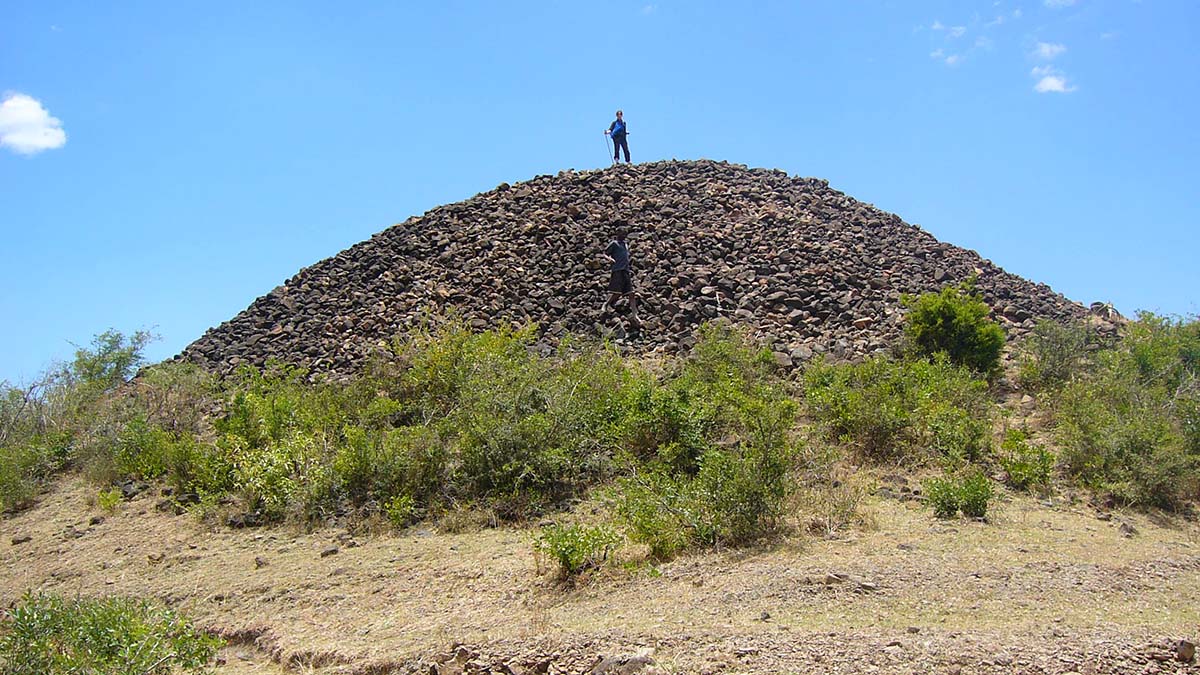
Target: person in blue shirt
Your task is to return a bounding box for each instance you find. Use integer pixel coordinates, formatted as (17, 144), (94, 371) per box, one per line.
(601, 226), (641, 325)
(604, 110), (630, 164)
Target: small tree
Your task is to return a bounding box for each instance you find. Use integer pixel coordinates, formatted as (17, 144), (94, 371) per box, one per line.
(903, 280), (1005, 377)
(68, 329), (155, 395)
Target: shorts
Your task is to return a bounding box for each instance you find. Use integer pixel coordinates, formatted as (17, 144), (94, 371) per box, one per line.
(608, 269), (633, 294)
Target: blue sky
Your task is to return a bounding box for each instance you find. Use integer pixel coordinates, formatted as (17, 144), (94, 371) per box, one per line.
(2, 1), (1197, 383)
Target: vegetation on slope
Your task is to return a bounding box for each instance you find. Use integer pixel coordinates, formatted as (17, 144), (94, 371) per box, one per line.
(2, 291), (1198, 579)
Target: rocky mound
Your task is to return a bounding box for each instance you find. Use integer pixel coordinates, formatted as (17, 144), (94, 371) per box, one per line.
(179, 159), (1088, 375)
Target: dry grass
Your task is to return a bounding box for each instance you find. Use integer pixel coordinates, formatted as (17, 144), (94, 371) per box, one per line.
(1, 475), (1197, 673)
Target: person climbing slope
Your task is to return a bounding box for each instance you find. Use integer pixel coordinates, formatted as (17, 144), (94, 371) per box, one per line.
(601, 226), (641, 326)
(604, 110), (630, 164)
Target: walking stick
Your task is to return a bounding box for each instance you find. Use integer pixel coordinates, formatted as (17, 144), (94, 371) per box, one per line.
(604, 133), (616, 166)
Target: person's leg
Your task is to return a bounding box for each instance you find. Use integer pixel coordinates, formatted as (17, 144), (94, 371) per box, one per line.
(627, 293), (641, 324)
(619, 137), (630, 162)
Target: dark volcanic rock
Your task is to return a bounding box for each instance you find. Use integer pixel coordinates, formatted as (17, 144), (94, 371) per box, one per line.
(178, 160), (1087, 375)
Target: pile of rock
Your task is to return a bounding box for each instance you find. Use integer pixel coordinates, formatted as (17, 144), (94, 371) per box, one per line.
(178, 160), (1089, 375)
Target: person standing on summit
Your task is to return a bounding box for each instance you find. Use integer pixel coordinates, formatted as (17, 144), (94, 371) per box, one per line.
(605, 110), (630, 164)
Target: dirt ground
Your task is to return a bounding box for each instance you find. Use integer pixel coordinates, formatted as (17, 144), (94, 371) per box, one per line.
(1, 476), (1197, 675)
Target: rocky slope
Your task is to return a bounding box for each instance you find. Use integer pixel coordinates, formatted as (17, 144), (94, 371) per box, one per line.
(179, 160), (1088, 375)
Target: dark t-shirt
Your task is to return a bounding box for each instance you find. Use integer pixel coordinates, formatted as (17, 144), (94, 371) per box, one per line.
(606, 240), (630, 271)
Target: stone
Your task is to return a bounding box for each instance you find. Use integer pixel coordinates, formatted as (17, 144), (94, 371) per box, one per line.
(1178, 639), (1196, 663)
(1119, 522), (1137, 538)
(320, 546), (340, 558)
(175, 160), (1090, 378)
(10, 534), (31, 545)
(590, 653), (655, 675)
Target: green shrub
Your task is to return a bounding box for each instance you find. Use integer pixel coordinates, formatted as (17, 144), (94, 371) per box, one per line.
(1017, 319), (1092, 393)
(923, 476), (960, 519)
(385, 493), (417, 527)
(67, 330), (155, 397)
(903, 280), (1005, 377)
(412, 326), (632, 518)
(162, 434), (236, 499)
(0, 431), (72, 512)
(958, 470), (994, 518)
(1053, 313), (1200, 508)
(617, 421), (796, 558)
(614, 325), (798, 558)
(0, 593), (221, 674)
(803, 355), (993, 462)
(230, 432), (319, 519)
(111, 417), (176, 480)
(535, 523), (621, 579)
(924, 470), (993, 519)
(999, 430), (1054, 491)
(96, 488), (122, 513)
(0, 331), (153, 514)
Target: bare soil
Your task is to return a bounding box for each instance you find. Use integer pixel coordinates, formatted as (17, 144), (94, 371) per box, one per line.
(2, 477), (1197, 674)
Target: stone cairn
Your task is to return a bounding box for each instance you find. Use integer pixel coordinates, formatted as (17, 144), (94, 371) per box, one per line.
(178, 160), (1089, 376)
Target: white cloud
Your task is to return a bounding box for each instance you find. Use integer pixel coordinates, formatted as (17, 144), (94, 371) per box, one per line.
(1101, 31), (1118, 40)
(1034, 42), (1067, 59)
(1044, 0), (1077, 7)
(930, 49), (961, 66)
(986, 14), (1006, 27)
(1013, 8), (1023, 18)
(975, 36), (995, 49)
(1031, 66), (1077, 93)
(0, 93), (67, 155)
(931, 20), (945, 30)
(641, 4), (656, 14)
(1034, 75), (1074, 92)
(949, 25), (967, 38)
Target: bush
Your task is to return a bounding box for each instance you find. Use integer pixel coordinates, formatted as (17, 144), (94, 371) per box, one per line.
(620, 426), (795, 558)
(924, 470), (993, 519)
(0, 330), (154, 513)
(96, 488), (122, 513)
(803, 355), (993, 463)
(999, 429), (1054, 491)
(615, 326), (797, 558)
(0, 431), (72, 512)
(958, 470), (994, 518)
(903, 280), (1005, 377)
(1017, 320), (1091, 393)
(924, 476), (961, 519)
(0, 593), (221, 674)
(1052, 313), (1200, 508)
(534, 523), (621, 579)
(415, 326), (634, 518)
